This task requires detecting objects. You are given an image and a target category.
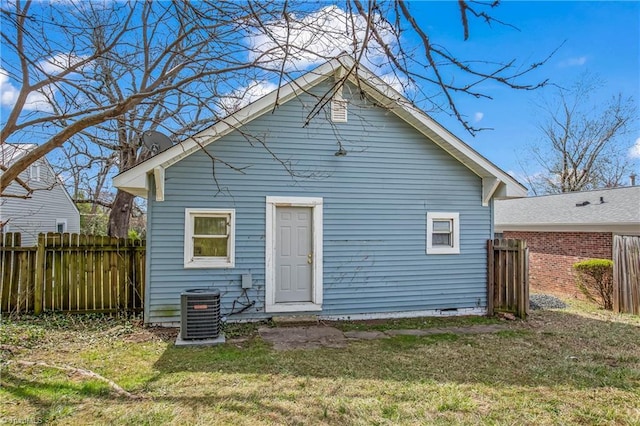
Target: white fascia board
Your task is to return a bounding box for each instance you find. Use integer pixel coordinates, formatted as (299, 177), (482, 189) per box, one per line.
(113, 59), (345, 198)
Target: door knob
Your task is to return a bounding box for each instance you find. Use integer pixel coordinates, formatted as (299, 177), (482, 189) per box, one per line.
(307, 253), (313, 264)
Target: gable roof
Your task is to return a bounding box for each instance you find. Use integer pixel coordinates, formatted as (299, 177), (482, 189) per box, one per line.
(0, 143), (79, 213)
(113, 55), (526, 201)
(1, 143), (38, 167)
(495, 186), (640, 233)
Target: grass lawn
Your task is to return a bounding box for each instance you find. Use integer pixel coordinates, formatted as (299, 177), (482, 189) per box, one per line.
(1, 299), (639, 425)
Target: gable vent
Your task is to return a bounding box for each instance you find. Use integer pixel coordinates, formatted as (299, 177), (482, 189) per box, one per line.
(331, 89), (348, 123)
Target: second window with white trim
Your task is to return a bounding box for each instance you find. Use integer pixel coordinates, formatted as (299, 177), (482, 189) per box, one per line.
(426, 212), (460, 254)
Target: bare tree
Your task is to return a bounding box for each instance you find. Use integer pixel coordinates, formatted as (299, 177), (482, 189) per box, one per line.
(1, 0), (284, 235)
(1, 0), (551, 236)
(525, 75), (637, 194)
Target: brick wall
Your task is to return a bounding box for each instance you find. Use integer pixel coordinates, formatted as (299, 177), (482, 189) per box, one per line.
(502, 231), (613, 297)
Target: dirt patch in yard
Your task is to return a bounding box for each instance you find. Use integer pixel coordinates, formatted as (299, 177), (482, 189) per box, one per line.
(258, 325), (348, 350)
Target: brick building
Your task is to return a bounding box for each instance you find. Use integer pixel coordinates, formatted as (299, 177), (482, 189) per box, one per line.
(495, 186), (640, 297)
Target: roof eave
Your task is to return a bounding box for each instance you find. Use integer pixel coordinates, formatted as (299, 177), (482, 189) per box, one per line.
(113, 58), (346, 196)
(113, 54), (526, 199)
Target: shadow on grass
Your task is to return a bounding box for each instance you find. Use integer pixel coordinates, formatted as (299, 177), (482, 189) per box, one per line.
(2, 373), (338, 426)
(0, 370), (116, 423)
(153, 310), (640, 390)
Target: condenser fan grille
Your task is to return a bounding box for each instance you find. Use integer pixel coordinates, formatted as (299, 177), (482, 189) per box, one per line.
(180, 289), (221, 340)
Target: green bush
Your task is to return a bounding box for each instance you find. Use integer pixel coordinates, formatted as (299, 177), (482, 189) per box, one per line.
(573, 259), (614, 310)
(128, 229), (142, 240)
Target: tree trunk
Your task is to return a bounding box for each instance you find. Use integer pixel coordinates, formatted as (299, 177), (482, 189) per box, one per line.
(108, 142), (147, 238)
(107, 190), (135, 238)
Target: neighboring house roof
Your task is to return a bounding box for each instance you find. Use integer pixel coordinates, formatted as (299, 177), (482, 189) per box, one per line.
(0, 142), (79, 212)
(1, 143), (38, 166)
(114, 55), (526, 203)
(495, 186), (640, 233)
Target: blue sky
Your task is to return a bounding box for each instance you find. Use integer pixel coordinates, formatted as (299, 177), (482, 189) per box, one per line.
(408, 1), (640, 182)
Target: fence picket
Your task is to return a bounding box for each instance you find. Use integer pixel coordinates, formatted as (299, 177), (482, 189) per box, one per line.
(10, 237), (21, 311)
(86, 235), (96, 310)
(1, 234), (12, 312)
(18, 249), (31, 312)
(103, 235), (110, 310)
(33, 234), (44, 314)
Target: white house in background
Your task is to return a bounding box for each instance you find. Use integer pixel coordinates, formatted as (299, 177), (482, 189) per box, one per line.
(1, 143), (80, 246)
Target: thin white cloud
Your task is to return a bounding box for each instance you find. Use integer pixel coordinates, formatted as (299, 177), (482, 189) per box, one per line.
(474, 112), (484, 123)
(380, 73), (414, 95)
(0, 68), (53, 112)
(39, 52), (86, 75)
(558, 56), (588, 68)
(249, 5), (395, 72)
(0, 52), (85, 113)
(0, 68), (19, 106)
(218, 80), (278, 114)
(629, 137), (640, 159)
(24, 91), (54, 112)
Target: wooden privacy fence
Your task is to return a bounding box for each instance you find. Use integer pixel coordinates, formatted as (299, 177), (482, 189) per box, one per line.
(487, 238), (529, 319)
(613, 235), (640, 315)
(1, 232), (145, 315)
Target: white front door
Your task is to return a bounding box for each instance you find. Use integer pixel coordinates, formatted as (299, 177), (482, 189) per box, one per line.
(265, 196), (323, 313)
(275, 206), (313, 303)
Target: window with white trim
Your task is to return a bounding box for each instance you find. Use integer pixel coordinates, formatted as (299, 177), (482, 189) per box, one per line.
(426, 212), (460, 254)
(184, 209), (235, 268)
(56, 219), (67, 233)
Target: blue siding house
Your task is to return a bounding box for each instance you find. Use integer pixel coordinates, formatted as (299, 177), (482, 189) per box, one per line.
(114, 56), (526, 325)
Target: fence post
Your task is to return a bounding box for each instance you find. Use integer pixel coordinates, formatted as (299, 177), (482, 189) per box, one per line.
(524, 246), (530, 316)
(517, 239), (528, 319)
(33, 233), (45, 314)
(487, 239), (495, 316)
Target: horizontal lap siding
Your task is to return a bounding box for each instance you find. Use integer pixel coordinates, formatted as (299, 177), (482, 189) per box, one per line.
(1, 160), (80, 246)
(147, 82), (490, 324)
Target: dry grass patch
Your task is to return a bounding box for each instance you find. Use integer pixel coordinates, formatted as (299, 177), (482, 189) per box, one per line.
(1, 301), (639, 425)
